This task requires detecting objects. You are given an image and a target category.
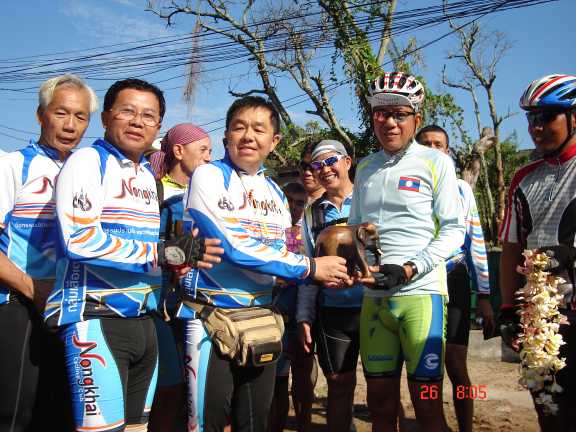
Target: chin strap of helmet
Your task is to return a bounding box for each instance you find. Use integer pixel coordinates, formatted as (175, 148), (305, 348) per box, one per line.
(543, 109), (576, 159)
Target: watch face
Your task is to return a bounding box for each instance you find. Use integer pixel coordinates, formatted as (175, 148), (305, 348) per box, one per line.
(165, 246), (186, 266)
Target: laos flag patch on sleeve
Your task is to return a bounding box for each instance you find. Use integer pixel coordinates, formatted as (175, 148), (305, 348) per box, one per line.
(398, 176), (421, 192)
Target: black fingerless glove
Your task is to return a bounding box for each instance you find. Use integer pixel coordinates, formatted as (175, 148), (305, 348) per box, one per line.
(158, 235), (206, 268)
(498, 304), (522, 350)
(539, 245), (576, 275)
(372, 264), (407, 290)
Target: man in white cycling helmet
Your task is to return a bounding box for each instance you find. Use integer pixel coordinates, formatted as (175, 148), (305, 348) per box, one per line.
(351, 72), (465, 432)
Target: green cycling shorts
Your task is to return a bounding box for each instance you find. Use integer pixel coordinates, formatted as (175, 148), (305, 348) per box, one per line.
(360, 294), (446, 382)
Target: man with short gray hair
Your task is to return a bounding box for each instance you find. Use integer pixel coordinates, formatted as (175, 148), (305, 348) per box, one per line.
(0, 74), (97, 431)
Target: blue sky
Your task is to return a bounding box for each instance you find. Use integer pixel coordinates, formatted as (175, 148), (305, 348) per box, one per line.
(0, 0), (574, 159)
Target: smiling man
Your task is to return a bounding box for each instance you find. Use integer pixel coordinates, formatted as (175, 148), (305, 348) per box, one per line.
(297, 139), (363, 432)
(45, 78), (220, 432)
(180, 96), (351, 432)
(349, 72), (465, 432)
(0, 74), (97, 432)
(499, 74), (576, 431)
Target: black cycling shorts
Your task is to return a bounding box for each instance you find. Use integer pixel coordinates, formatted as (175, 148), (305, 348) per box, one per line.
(60, 316), (158, 430)
(188, 321), (276, 432)
(556, 309), (576, 397)
(315, 307), (361, 375)
(446, 263), (471, 346)
(0, 296), (73, 432)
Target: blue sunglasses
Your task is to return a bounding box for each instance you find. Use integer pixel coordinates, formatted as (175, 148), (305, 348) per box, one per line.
(310, 154), (346, 171)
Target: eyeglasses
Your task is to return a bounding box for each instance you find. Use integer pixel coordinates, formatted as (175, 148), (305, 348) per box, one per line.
(112, 107), (161, 127)
(526, 110), (564, 126)
(373, 110), (415, 123)
(299, 161), (313, 172)
(310, 154), (346, 171)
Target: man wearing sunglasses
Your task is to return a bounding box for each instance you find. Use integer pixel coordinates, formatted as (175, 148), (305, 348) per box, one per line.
(297, 139), (362, 432)
(499, 74), (576, 431)
(350, 71), (465, 432)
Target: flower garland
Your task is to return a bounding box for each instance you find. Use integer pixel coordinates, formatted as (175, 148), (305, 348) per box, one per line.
(516, 250), (567, 415)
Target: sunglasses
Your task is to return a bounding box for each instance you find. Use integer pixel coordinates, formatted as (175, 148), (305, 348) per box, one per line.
(299, 161), (313, 172)
(310, 154), (346, 171)
(373, 110), (415, 123)
(526, 110), (565, 126)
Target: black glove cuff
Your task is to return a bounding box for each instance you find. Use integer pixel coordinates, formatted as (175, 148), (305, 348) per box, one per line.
(307, 258), (316, 280)
(157, 241), (166, 266)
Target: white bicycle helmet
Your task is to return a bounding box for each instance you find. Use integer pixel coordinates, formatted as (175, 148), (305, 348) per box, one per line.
(367, 72), (425, 112)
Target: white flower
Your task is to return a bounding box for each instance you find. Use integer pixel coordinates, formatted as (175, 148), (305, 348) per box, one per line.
(517, 250), (566, 415)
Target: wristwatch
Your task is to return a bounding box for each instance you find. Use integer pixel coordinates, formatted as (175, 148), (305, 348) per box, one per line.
(403, 261), (418, 280)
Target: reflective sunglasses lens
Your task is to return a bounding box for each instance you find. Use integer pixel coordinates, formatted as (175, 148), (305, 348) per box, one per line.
(324, 156), (340, 167)
(310, 161), (323, 171)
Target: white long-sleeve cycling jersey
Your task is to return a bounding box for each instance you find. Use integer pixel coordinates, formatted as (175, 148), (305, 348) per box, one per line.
(44, 139), (162, 326)
(348, 141), (465, 297)
(446, 179), (490, 294)
(0, 141), (63, 304)
(177, 154), (310, 317)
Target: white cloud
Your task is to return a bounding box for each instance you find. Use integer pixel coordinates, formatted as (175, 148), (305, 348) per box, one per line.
(59, 0), (173, 45)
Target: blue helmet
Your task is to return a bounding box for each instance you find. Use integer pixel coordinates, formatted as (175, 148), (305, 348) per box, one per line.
(520, 74), (576, 110)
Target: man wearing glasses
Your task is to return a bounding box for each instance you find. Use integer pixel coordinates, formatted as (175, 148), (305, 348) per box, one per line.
(350, 72), (465, 432)
(46, 78), (221, 432)
(297, 140), (362, 432)
(499, 74), (576, 431)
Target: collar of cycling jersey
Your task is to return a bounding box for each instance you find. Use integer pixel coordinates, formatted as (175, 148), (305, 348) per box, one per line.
(32, 139), (63, 161)
(161, 173), (187, 190)
(543, 139), (576, 165)
(317, 189), (354, 210)
(222, 149), (266, 176)
(94, 138), (150, 167)
(379, 138), (416, 159)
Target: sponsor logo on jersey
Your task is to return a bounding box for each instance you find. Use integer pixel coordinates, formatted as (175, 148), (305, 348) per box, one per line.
(398, 176), (421, 192)
(72, 334), (106, 416)
(115, 177), (158, 205)
(218, 196), (235, 211)
(239, 190), (282, 216)
(423, 353), (439, 370)
(73, 190), (92, 211)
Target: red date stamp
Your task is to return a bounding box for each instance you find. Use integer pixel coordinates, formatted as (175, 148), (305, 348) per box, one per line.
(419, 384), (488, 400)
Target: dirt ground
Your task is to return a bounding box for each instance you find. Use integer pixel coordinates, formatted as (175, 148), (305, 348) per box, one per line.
(284, 334), (540, 431)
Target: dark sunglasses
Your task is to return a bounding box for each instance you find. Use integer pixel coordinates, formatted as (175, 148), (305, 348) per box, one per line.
(310, 154), (345, 171)
(526, 110), (565, 126)
(299, 161), (313, 172)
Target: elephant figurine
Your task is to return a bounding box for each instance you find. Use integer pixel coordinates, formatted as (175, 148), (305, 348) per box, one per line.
(314, 222), (381, 277)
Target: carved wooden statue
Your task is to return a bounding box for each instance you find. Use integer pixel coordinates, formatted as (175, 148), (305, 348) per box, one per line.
(314, 223), (381, 277)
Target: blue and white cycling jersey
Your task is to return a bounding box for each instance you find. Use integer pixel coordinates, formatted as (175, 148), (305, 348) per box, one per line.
(446, 179), (490, 294)
(177, 154), (310, 318)
(0, 141), (63, 304)
(45, 139), (162, 326)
